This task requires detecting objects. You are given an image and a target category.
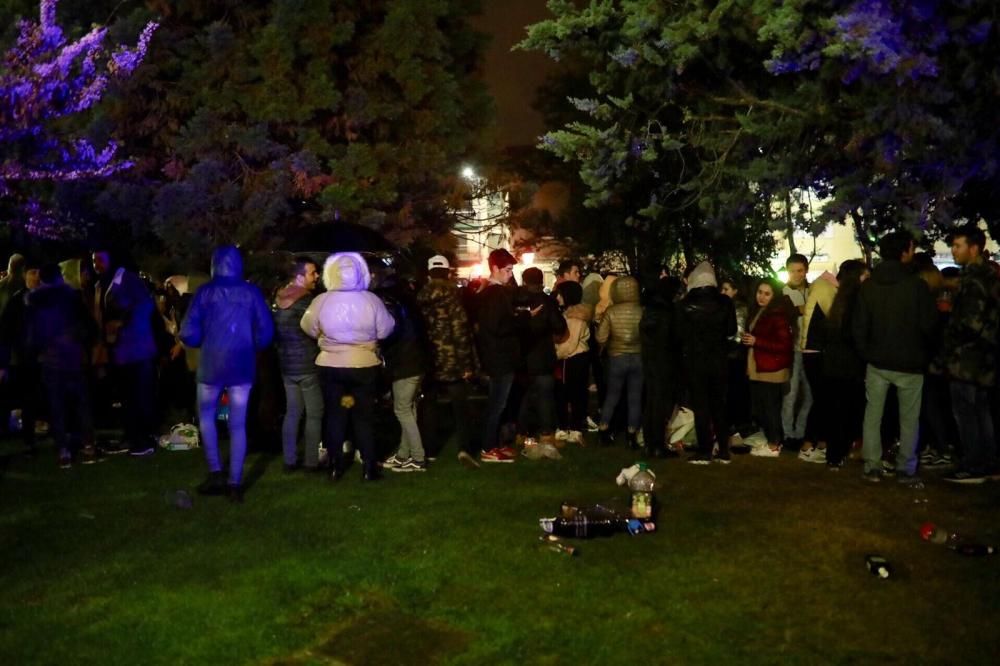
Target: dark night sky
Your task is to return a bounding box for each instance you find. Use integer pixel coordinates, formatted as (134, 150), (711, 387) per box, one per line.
(473, 0), (557, 149)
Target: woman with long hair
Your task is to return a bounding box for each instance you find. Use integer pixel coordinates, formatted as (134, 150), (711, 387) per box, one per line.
(821, 260), (870, 468)
(743, 278), (796, 457)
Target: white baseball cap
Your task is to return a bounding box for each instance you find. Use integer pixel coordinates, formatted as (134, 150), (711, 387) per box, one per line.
(427, 255), (450, 270)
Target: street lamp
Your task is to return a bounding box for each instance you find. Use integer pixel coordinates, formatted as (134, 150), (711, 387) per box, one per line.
(461, 165), (477, 181)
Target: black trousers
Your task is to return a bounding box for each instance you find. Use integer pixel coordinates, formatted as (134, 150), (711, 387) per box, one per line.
(115, 360), (157, 450)
(803, 353), (830, 444)
(642, 376), (676, 451)
(420, 379), (474, 456)
(556, 354), (590, 432)
(825, 375), (865, 464)
(750, 380), (783, 445)
(319, 365), (379, 471)
(687, 363), (728, 455)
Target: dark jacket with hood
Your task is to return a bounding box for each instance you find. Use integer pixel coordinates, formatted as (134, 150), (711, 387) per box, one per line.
(273, 284), (317, 377)
(25, 282), (96, 371)
(0, 287), (32, 369)
(99, 266), (156, 365)
(513, 283), (568, 376)
(676, 286), (737, 372)
(180, 246), (275, 386)
(596, 276), (643, 356)
(640, 281), (679, 382)
(852, 260), (936, 374)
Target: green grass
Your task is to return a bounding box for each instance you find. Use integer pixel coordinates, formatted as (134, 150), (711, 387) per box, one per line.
(3, 431), (1000, 665)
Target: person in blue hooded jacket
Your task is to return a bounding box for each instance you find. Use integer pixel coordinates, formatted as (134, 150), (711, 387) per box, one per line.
(180, 246), (274, 502)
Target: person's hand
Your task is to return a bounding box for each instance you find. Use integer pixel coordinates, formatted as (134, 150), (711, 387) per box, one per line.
(462, 370), (474, 381)
(169, 343), (184, 361)
(741, 333), (755, 346)
(529, 305), (543, 317)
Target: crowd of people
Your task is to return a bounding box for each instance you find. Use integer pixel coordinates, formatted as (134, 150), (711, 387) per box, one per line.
(1, 224), (998, 502)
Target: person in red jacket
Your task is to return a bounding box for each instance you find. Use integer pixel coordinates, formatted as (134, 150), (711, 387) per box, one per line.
(742, 277), (796, 457)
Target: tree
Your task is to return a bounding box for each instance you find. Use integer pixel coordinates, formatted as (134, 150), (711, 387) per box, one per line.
(518, 0), (1000, 272)
(84, 0), (493, 265)
(0, 0), (156, 241)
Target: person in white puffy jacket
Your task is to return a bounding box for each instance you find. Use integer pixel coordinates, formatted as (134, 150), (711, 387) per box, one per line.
(300, 252), (394, 481)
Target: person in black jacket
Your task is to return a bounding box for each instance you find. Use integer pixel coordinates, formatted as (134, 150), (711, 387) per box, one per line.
(475, 249), (521, 463)
(641, 276), (682, 459)
(852, 231), (936, 484)
(820, 260), (869, 468)
(0, 260), (43, 456)
(377, 272), (429, 472)
(514, 267), (567, 444)
(273, 257), (323, 472)
(25, 264), (98, 468)
(676, 262), (737, 464)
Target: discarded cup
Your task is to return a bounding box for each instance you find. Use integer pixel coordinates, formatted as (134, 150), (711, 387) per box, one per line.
(865, 554), (892, 579)
(165, 489), (193, 510)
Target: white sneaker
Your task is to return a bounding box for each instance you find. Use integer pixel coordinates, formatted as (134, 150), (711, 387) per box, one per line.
(566, 430), (584, 445)
(751, 445), (781, 458)
(586, 417), (599, 432)
(555, 429), (570, 441)
(803, 448), (827, 464)
(798, 448), (814, 461)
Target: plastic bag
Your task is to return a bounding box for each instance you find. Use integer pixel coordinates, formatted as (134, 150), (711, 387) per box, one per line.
(158, 423), (200, 451)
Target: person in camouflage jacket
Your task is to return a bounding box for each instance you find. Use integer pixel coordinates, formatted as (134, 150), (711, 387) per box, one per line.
(416, 256), (478, 463)
(932, 226), (1000, 482)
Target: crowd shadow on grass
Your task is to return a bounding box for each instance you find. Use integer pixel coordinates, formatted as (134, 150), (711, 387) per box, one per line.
(266, 592), (471, 666)
(243, 451), (277, 491)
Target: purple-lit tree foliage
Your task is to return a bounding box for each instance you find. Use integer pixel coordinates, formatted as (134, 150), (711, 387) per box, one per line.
(0, 0), (156, 238)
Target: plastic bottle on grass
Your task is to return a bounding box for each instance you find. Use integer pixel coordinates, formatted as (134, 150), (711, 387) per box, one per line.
(629, 462), (655, 519)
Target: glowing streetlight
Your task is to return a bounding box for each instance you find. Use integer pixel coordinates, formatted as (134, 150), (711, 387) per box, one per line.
(461, 165), (477, 181)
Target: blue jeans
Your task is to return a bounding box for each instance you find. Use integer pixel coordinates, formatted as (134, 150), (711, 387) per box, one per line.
(481, 373), (514, 452)
(281, 373), (324, 468)
(198, 383), (252, 485)
(950, 381), (996, 475)
(781, 350), (812, 440)
(862, 366), (922, 476)
(601, 353), (643, 431)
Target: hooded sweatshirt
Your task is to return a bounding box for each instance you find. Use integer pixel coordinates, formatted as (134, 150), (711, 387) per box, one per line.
(179, 245), (275, 385)
(273, 284), (318, 376)
(300, 252), (395, 368)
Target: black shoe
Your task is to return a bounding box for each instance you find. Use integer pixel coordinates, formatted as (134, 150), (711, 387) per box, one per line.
(688, 453), (712, 465)
(101, 440), (129, 455)
(228, 484), (244, 503)
(362, 466), (382, 482)
(197, 471), (227, 495)
(329, 465), (347, 482)
(598, 429), (614, 446)
(713, 451), (732, 465)
(627, 431), (640, 450)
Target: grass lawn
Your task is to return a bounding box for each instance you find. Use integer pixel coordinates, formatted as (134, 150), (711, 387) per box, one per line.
(3, 423), (1000, 665)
